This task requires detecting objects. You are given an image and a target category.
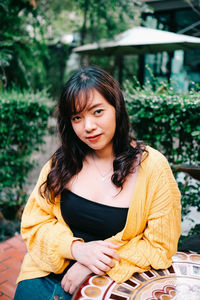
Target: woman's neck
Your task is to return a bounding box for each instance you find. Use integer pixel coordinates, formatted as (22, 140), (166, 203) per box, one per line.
(93, 144), (114, 161)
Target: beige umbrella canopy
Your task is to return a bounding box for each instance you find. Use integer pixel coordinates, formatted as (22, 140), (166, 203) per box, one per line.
(73, 26), (200, 55)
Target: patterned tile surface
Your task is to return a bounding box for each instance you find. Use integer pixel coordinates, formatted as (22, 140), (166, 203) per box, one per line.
(73, 252), (200, 300)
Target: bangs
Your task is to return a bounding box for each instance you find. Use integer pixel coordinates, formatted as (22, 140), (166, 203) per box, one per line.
(68, 89), (94, 117)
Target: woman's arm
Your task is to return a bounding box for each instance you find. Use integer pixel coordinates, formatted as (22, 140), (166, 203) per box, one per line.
(106, 155), (181, 283)
(21, 161), (82, 274)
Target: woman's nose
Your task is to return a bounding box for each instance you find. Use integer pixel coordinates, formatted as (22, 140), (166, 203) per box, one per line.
(84, 117), (96, 132)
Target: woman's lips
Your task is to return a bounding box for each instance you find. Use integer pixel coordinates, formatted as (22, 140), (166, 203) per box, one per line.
(86, 134), (102, 142)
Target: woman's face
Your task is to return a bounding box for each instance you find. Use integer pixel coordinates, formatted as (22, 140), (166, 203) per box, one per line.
(71, 89), (116, 154)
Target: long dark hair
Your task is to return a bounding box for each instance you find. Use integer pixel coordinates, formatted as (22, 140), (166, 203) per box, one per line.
(41, 66), (146, 202)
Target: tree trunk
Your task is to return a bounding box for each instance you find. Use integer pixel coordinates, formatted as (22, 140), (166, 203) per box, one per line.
(80, 0), (89, 45)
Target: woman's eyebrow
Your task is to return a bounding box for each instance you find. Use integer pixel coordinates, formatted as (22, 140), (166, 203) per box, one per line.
(72, 103), (103, 116)
(88, 103), (103, 111)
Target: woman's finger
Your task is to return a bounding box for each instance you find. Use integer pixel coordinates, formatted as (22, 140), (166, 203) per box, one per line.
(61, 280), (70, 293)
(90, 265), (106, 276)
(104, 241), (121, 249)
(98, 253), (115, 268)
(101, 247), (121, 262)
(97, 241), (120, 249)
(69, 284), (76, 295)
(95, 260), (111, 272)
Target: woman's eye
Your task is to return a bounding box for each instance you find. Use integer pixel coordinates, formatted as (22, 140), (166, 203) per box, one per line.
(71, 116), (81, 122)
(94, 109), (103, 115)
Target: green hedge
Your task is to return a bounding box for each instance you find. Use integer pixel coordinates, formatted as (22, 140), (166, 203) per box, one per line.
(0, 89), (51, 216)
(125, 83), (200, 165)
(125, 82), (200, 228)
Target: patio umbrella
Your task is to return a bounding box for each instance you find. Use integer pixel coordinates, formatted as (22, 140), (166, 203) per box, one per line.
(73, 26), (200, 55)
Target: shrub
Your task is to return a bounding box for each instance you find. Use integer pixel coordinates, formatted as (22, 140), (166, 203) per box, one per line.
(124, 81), (200, 234)
(0, 88), (52, 219)
(125, 82), (200, 165)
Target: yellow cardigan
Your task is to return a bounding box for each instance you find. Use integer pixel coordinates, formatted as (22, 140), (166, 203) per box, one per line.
(17, 146), (181, 284)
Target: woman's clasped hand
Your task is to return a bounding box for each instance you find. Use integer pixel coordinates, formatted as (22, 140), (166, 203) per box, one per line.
(61, 240), (120, 294)
(61, 262), (91, 294)
(71, 240), (121, 274)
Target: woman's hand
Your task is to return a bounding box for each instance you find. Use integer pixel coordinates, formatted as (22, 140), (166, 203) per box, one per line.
(71, 240), (121, 275)
(61, 262), (92, 294)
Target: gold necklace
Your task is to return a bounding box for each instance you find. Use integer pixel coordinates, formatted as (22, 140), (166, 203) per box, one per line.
(92, 155), (113, 182)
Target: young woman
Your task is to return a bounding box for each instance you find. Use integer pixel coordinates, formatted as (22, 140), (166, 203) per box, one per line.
(14, 66), (181, 300)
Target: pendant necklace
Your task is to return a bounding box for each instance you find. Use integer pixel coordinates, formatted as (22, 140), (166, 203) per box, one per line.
(92, 155), (113, 182)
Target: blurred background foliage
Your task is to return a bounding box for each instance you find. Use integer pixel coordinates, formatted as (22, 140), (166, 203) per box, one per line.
(0, 88), (52, 240)
(0, 0), (199, 242)
(125, 81), (200, 165)
(125, 79), (200, 223)
(0, 0), (148, 93)
(38, 0), (149, 44)
(0, 0), (71, 94)
(0, 0), (48, 90)
(0, 89), (51, 208)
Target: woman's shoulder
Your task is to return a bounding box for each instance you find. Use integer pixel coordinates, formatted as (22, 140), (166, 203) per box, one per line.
(142, 145), (170, 171)
(130, 141), (168, 167)
(145, 145), (166, 159)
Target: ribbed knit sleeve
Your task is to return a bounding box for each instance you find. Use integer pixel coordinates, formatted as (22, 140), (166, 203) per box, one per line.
(21, 161), (82, 274)
(107, 151), (181, 283)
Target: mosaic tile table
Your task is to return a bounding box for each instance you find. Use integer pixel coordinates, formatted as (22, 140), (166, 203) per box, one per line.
(72, 252), (200, 300)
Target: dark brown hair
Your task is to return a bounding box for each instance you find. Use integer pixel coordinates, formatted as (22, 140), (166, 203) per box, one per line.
(41, 66), (146, 202)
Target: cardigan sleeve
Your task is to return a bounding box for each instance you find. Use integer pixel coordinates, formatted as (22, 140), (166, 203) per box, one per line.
(106, 154), (181, 283)
(21, 161), (82, 274)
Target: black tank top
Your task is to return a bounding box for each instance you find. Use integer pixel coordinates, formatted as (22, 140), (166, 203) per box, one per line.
(61, 189), (129, 241)
(48, 189), (128, 280)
